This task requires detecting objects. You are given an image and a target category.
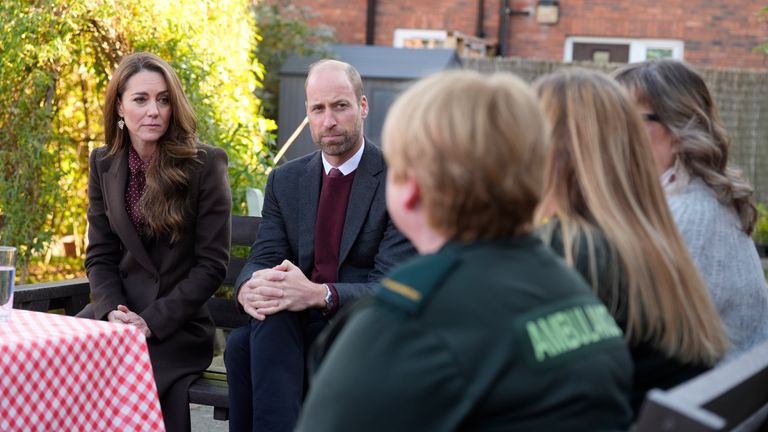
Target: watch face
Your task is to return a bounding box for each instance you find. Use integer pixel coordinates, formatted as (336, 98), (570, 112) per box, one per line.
(324, 285), (333, 305)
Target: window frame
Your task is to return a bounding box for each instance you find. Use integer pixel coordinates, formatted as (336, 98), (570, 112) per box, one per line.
(564, 36), (684, 62)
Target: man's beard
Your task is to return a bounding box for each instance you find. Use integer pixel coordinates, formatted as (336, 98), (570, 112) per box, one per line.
(316, 133), (355, 156)
(312, 119), (362, 156)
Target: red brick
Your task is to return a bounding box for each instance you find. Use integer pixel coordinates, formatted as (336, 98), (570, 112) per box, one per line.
(277, 0), (768, 70)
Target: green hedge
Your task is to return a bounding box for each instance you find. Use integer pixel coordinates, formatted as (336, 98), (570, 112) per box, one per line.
(0, 0), (274, 280)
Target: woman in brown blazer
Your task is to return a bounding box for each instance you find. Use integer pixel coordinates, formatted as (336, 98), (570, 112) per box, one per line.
(81, 52), (231, 432)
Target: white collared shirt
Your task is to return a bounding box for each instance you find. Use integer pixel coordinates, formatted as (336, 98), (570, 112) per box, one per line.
(321, 140), (365, 175)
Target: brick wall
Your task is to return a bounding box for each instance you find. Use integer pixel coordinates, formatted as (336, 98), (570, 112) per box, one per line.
(278, 0), (768, 71)
(295, 0), (369, 44)
(507, 0), (767, 70)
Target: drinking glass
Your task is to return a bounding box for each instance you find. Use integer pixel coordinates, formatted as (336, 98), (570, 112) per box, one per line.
(0, 246), (17, 322)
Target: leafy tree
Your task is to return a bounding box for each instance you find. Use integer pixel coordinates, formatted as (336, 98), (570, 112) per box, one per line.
(0, 0), (274, 281)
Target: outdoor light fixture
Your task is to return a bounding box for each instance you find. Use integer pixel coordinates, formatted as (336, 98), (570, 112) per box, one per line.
(536, 0), (559, 25)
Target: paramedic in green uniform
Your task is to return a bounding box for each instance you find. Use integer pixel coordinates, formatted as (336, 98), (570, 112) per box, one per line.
(296, 70), (634, 432)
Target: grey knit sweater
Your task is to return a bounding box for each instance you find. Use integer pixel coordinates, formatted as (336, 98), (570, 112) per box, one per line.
(666, 176), (768, 362)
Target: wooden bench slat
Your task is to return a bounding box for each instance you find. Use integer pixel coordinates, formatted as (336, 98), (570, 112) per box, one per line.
(223, 256), (247, 287)
(14, 277), (90, 314)
(232, 215), (260, 246)
(18, 299), (51, 313)
(14, 277), (90, 301)
(201, 371), (228, 382)
(189, 377), (230, 420)
(206, 297), (250, 330)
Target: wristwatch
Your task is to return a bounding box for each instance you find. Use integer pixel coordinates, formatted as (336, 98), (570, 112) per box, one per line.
(323, 284), (334, 310)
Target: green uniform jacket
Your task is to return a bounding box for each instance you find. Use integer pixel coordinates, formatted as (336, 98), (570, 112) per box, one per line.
(297, 236), (634, 431)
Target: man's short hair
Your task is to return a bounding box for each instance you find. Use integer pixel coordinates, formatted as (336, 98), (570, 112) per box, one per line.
(305, 59), (364, 103)
(382, 70), (548, 241)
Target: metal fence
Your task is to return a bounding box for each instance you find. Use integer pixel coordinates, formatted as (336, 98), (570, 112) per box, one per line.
(463, 57), (768, 203)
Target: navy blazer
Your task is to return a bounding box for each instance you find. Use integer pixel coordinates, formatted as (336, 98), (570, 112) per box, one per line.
(235, 143), (415, 310)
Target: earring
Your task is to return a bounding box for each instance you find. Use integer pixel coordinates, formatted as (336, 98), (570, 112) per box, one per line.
(117, 118), (125, 130)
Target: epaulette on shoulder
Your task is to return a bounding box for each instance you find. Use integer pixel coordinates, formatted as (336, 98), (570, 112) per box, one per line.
(376, 251), (460, 315)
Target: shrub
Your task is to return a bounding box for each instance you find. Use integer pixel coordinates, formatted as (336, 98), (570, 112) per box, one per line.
(753, 203), (768, 245)
(0, 0), (273, 281)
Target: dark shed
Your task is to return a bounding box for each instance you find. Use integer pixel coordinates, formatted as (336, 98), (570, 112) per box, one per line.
(277, 44), (462, 162)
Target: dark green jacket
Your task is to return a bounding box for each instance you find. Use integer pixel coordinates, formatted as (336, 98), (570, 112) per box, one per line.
(297, 236), (633, 431)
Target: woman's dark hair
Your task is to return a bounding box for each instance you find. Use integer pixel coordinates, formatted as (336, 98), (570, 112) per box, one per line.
(103, 52), (201, 242)
(613, 59), (756, 234)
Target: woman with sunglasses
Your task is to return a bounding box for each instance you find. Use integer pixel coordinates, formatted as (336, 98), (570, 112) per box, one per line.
(613, 59), (768, 362)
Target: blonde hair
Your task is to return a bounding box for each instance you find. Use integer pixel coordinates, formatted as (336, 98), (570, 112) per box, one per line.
(534, 68), (728, 364)
(612, 60), (756, 234)
(104, 52), (201, 242)
(382, 70), (547, 241)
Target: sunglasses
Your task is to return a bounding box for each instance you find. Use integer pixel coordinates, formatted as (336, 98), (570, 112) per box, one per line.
(642, 113), (662, 123)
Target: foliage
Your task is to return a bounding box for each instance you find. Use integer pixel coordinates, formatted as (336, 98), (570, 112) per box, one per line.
(252, 0), (335, 121)
(0, 1), (84, 281)
(753, 203), (768, 244)
(757, 6), (768, 55)
(124, 0), (278, 210)
(25, 256), (86, 284)
(0, 0), (274, 282)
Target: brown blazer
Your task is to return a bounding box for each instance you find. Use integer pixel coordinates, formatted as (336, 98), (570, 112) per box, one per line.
(83, 144), (231, 397)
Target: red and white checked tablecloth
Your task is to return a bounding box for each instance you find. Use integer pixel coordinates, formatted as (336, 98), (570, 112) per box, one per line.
(0, 309), (165, 431)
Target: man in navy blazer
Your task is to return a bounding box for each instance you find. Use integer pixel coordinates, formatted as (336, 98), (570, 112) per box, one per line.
(225, 59), (415, 432)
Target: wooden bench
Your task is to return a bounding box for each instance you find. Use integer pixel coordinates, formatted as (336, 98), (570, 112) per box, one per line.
(635, 340), (768, 431)
(14, 277), (90, 315)
(187, 215), (259, 420)
(187, 295), (250, 420)
(14, 214), (260, 422)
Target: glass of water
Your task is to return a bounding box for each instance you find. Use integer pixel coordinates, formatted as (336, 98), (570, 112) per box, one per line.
(0, 246), (17, 322)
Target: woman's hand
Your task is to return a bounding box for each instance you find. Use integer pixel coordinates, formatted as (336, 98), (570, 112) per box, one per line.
(108, 304), (153, 338)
